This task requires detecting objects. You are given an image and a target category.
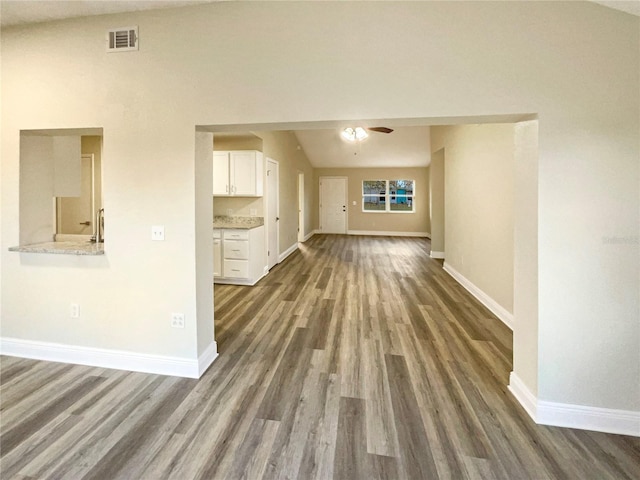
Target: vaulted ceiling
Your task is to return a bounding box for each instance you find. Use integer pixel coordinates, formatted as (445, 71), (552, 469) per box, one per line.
(1, 0), (638, 28)
(294, 126), (431, 169)
(3, 0), (637, 169)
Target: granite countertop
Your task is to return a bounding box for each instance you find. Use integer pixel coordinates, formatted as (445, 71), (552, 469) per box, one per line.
(9, 241), (105, 255)
(213, 216), (264, 230)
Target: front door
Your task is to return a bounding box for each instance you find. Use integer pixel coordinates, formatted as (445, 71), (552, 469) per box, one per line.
(320, 177), (347, 234)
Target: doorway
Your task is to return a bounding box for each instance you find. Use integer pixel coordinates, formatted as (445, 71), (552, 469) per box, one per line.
(267, 158), (279, 269)
(319, 176), (347, 234)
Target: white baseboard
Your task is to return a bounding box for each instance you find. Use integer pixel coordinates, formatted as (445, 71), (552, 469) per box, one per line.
(279, 242), (298, 263)
(0, 337), (210, 379)
(430, 251), (445, 259)
(537, 401), (640, 437)
(302, 230), (317, 242)
(347, 230), (429, 237)
(509, 372), (640, 437)
(198, 341), (218, 377)
(443, 261), (514, 330)
(508, 372), (538, 420)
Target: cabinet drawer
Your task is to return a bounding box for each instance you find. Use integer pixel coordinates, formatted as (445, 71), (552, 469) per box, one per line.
(224, 230), (249, 240)
(223, 240), (248, 259)
(224, 259), (248, 278)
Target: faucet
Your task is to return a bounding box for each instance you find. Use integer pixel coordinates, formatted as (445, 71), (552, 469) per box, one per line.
(91, 208), (104, 243)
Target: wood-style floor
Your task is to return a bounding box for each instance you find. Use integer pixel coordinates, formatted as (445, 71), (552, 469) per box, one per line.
(1, 234), (638, 479)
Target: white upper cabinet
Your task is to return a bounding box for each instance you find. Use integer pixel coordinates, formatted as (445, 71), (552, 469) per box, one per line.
(213, 152), (230, 195)
(213, 150), (264, 197)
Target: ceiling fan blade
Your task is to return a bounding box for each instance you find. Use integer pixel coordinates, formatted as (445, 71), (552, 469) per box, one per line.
(367, 127), (394, 134)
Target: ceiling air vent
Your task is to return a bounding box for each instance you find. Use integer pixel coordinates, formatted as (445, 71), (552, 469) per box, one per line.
(107, 26), (138, 52)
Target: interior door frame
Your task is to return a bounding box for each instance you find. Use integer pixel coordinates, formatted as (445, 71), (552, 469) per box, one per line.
(319, 176), (348, 234)
(266, 157), (280, 269)
(297, 172), (304, 242)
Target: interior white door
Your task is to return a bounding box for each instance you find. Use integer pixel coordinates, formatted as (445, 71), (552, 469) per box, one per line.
(320, 177), (347, 234)
(267, 158), (279, 269)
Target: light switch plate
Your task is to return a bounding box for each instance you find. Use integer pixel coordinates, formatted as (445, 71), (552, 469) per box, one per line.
(151, 225), (165, 241)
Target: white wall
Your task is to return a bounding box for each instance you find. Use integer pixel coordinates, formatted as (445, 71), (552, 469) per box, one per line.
(1, 1), (638, 418)
(513, 120), (539, 396)
(195, 132), (214, 358)
(432, 124), (515, 316)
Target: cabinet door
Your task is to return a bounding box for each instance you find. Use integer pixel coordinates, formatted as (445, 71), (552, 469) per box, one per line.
(213, 152), (230, 196)
(213, 238), (222, 277)
(230, 151), (257, 196)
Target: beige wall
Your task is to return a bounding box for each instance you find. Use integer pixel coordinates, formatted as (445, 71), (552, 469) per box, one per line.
(1, 1), (638, 414)
(213, 135), (262, 152)
(315, 167), (430, 235)
(429, 149), (445, 254)
(257, 131), (315, 253)
(432, 124), (515, 315)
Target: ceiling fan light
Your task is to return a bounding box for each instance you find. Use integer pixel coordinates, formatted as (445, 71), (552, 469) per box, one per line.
(341, 127), (356, 141)
(355, 127), (368, 141)
(341, 127), (369, 142)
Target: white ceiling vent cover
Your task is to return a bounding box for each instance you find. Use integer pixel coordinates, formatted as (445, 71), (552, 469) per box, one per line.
(107, 26), (138, 52)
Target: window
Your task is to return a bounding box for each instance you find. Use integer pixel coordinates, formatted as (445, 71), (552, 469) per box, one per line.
(362, 179), (414, 213)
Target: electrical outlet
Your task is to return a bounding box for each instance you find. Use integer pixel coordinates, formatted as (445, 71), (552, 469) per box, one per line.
(226, 208), (233, 216)
(171, 313), (185, 328)
(151, 225), (165, 241)
(70, 303), (80, 318)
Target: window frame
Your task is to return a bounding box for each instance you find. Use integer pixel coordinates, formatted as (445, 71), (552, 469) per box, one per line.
(362, 179), (415, 213)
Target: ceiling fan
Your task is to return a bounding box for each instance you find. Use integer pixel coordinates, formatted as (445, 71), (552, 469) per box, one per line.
(367, 127), (394, 134)
(341, 126), (394, 142)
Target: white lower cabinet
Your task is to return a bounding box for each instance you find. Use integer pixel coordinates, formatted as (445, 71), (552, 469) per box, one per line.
(213, 226), (266, 285)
